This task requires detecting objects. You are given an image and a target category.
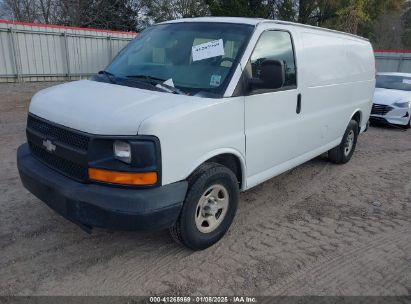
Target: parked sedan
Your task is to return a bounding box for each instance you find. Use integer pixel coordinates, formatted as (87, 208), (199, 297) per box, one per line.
(371, 72), (411, 129)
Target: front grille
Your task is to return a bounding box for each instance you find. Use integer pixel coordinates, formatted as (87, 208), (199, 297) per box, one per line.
(26, 115), (89, 181)
(27, 115), (89, 151)
(29, 142), (88, 181)
(371, 104), (393, 116)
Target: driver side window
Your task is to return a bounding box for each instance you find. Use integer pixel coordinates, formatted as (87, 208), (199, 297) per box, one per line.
(250, 31), (297, 89)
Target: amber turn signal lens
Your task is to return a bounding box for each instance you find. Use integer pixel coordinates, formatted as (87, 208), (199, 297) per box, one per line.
(88, 168), (157, 185)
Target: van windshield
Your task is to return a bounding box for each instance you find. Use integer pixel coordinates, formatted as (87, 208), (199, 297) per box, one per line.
(376, 75), (411, 91)
(102, 22), (254, 96)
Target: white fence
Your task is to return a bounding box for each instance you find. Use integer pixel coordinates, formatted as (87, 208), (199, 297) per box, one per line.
(0, 20), (137, 82)
(374, 50), (411, 73)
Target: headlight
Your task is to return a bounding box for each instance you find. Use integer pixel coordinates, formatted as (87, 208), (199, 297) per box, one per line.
(88, 137), (160, 186)
(113, 140), (131, 163)
(393, 101), (411, 108)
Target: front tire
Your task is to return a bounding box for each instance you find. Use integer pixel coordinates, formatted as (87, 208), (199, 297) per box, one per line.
(328, 120), (359, 164)
(170, 163), (239, 250)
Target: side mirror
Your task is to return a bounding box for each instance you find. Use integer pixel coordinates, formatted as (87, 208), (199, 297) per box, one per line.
(249, 59), (285, 90)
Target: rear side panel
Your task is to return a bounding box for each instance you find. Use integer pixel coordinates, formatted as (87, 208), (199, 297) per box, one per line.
(299, 30), (375, 144)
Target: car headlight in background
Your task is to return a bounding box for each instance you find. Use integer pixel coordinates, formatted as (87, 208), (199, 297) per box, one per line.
(393, 101), (411, 108)
(113, 140), (131, 163)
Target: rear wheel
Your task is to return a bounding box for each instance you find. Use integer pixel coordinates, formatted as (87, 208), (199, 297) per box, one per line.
(170, 163), (239, 250)
(328, 120), (359, 164)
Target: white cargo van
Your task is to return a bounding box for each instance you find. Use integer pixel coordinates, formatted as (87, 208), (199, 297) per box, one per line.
(17, 17), (375, 250)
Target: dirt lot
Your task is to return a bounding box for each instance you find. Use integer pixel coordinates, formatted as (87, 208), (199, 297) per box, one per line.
(0, 82), (410, 296)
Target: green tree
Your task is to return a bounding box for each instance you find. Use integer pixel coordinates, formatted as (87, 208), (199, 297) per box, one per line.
(372, 11), (403, 49)
(298, 0), (318, 23)
(142, 0), (209, 23)
(277, 0), (297, 21)
(357, 0), (404, 38)
(83, 0), (138, 31)
(333, 0), (369, 34)
(402, 0), (411, 47)
(57, 0), (139, 31)
(207, 0), (269, 18)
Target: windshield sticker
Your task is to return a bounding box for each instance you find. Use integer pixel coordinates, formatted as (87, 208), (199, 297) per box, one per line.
(192, 39), (224, 62)
(210, 75), (222, 87)
(403, 78), (411, 85)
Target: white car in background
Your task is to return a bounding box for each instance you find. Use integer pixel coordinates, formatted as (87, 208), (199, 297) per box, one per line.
(371, 72), (411, 129)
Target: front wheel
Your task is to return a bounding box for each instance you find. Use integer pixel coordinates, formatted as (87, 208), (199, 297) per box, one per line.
(170, 163), (239, 250)
(328, 120), (359, 164)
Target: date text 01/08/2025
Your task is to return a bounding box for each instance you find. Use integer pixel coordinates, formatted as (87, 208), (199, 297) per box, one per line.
(148, 296), (257, 303)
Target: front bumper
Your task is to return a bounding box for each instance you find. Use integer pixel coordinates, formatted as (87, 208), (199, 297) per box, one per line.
(17, 144), (187, 231)
(370, 108), (410, 126)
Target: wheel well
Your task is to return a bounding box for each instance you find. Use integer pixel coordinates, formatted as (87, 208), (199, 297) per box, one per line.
(206, 154), (243, 189)
(352, 111), (362, 132)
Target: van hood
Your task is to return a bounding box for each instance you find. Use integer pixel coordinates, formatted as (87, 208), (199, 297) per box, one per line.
(29, 80), (191, 135)
(373, 88), (410, 106)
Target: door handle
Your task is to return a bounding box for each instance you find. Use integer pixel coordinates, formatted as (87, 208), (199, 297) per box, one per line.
(296, 93), (302, 114)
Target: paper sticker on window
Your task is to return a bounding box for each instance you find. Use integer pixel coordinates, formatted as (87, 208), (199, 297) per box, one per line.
(403, 78), (411, 84)
(192, 39), (224, 62)
(210, 75), (222, 87)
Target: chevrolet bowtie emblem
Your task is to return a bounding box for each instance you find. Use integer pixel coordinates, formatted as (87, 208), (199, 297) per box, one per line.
(42, 139), (56, 152)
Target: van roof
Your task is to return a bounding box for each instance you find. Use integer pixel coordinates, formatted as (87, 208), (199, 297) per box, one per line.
(160, 17), (369, 42)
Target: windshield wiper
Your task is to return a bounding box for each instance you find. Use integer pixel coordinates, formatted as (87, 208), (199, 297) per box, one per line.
(127, 75), (165, 82)
(98, 70), (117, 84)
(125, 75), (186, 95)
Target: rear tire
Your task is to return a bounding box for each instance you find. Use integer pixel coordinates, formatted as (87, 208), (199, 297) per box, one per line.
(328, 120), (359, 164)
(170, 163), (239, 250)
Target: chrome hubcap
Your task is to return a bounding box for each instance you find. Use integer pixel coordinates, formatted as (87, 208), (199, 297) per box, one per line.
(344, 130), (354, 156)
(195, 184), (229, 234)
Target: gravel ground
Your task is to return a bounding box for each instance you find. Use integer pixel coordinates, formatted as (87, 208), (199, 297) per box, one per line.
(0, 82), (410, 296)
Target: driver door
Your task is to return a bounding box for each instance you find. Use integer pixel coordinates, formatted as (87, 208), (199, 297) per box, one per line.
(245, 30), (312, 187)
